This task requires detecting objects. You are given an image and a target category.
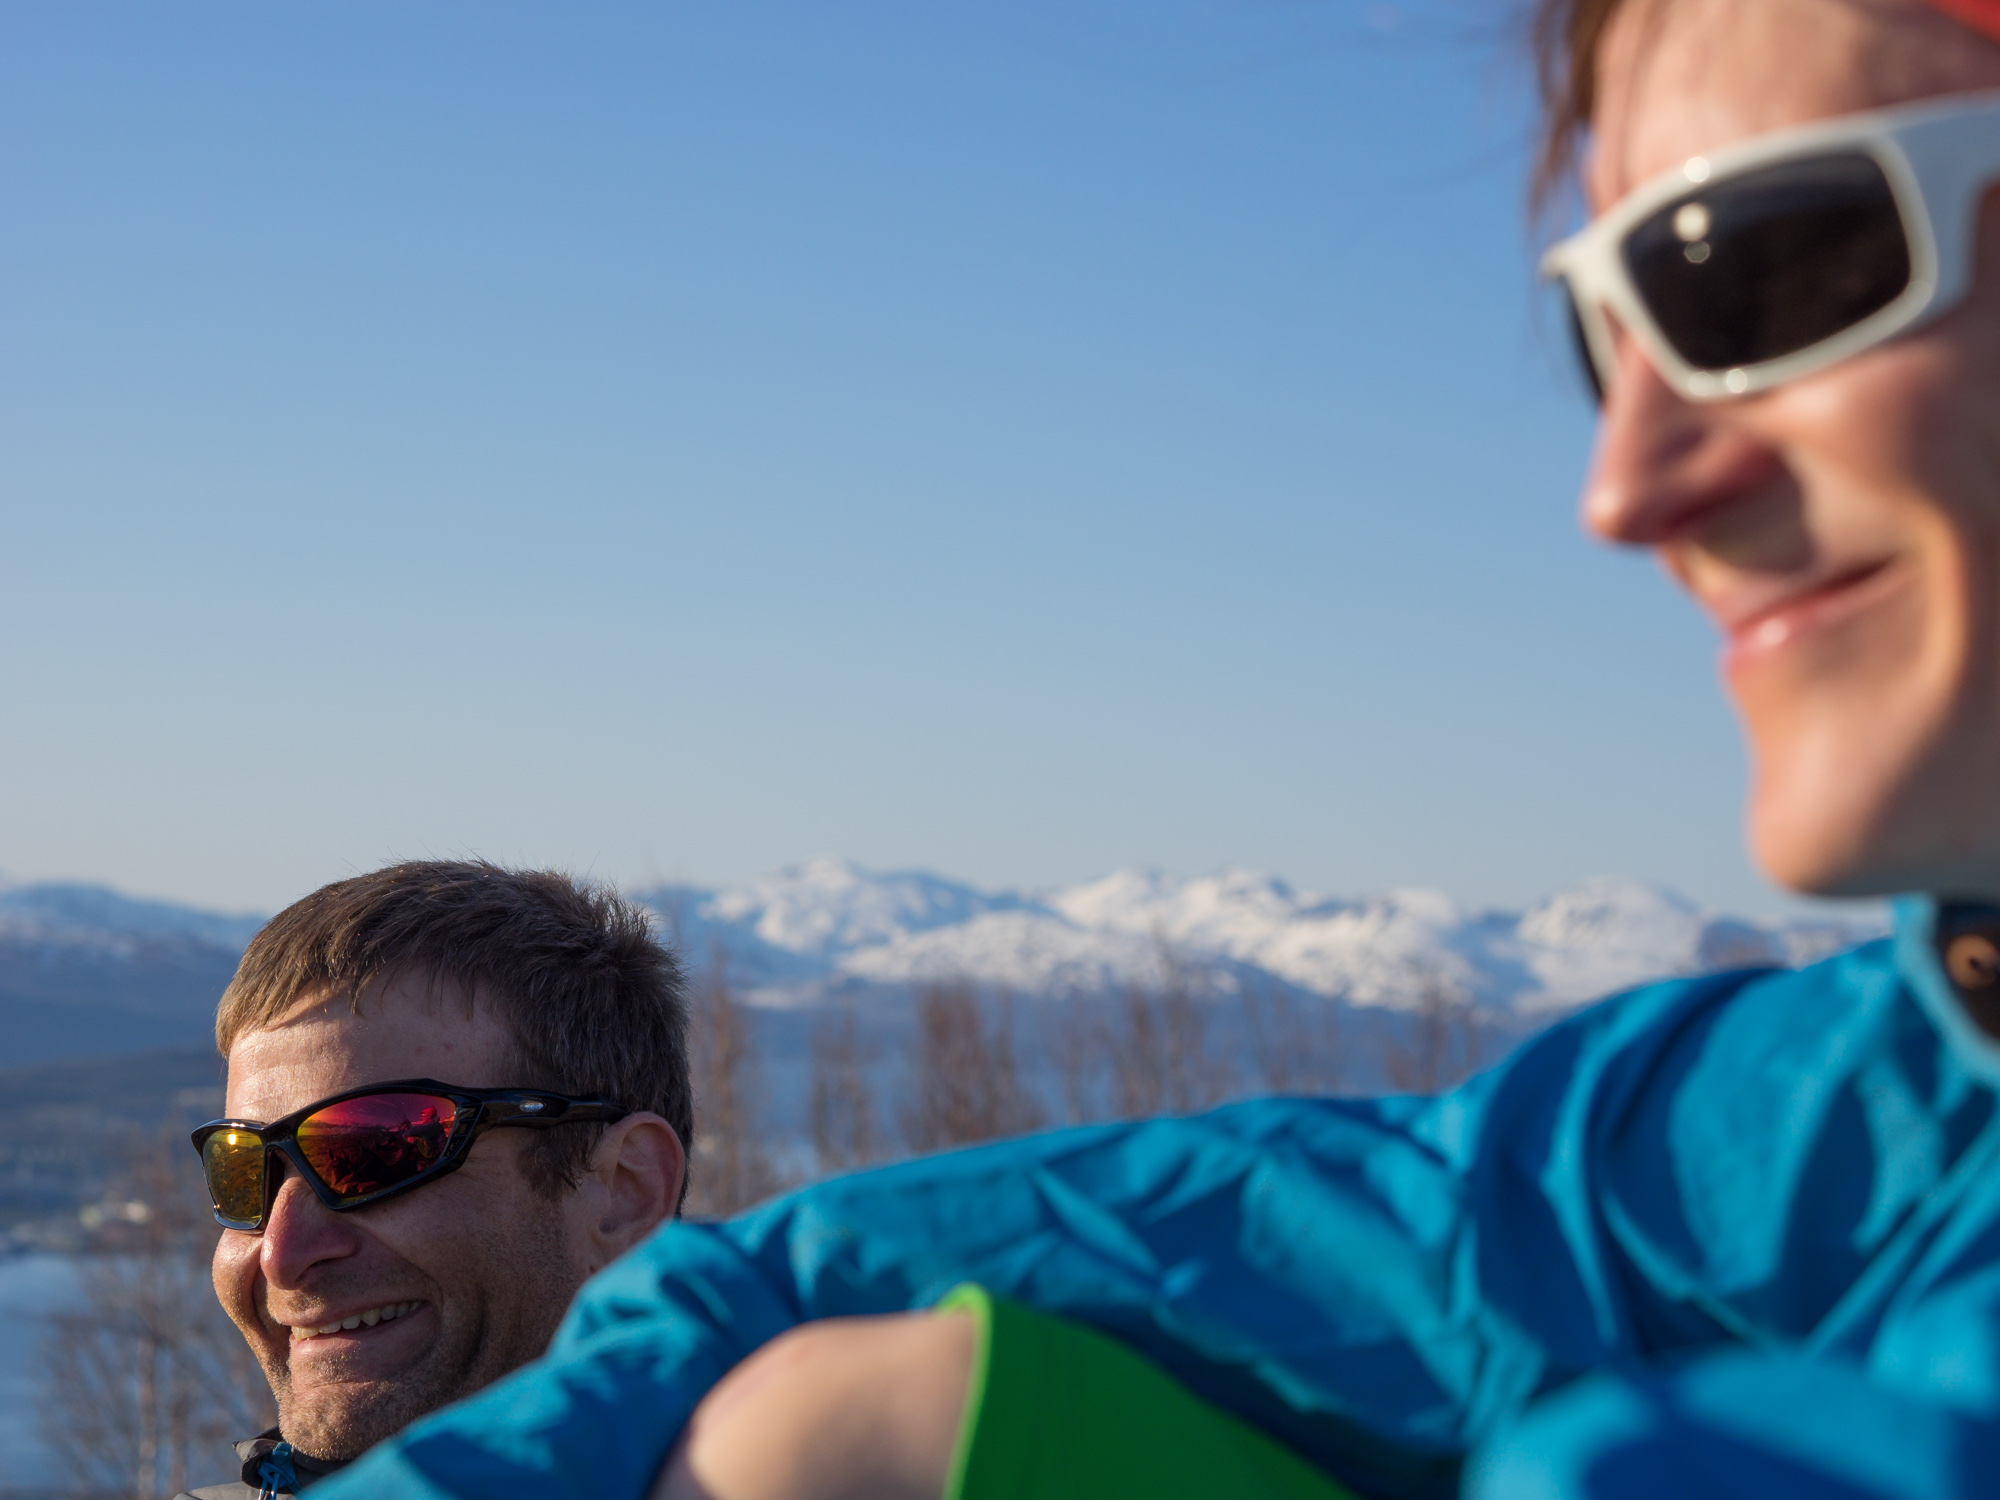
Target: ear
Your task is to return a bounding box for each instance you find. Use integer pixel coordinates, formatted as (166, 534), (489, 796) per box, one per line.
(570, 1112), (685, 1275)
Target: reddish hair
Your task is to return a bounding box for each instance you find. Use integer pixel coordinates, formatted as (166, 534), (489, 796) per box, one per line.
(1532, 0), (2000, 210)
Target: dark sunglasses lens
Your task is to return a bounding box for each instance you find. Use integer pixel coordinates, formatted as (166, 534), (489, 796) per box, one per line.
(1560, 278), (1605, 405)
(1624, 150), (1910, 373)
(296, 1093), (459, 1204)
(202, 1128), (268, 1225)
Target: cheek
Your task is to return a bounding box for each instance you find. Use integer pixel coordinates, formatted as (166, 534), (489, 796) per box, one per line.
(213, 1233), (267, 1332)
(1854, 298), (2000, 538)
(1782, 348), (1946, 505)
(1844, 355), (2000, 710)
(1736, 350), (2000, 885)
(358, 1154), (535, 1277)
(1734, 580), (1929, 750)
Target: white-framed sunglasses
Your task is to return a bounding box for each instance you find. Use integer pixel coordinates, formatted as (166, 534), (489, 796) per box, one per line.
(1542, 89), (2000, 403)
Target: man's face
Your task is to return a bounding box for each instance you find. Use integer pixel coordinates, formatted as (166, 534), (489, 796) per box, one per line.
(1585, 0), (2000, 896)
(213, 973), (591, 1460)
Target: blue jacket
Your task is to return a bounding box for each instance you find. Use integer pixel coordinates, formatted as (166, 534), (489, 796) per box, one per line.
(310, 897), (2000, 1499)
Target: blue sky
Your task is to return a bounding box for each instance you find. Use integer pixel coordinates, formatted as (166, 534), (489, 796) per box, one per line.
(0, 1), (1809, 917)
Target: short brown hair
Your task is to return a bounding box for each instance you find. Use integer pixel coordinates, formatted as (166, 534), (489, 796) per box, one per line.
(217, 860), (693, 1208)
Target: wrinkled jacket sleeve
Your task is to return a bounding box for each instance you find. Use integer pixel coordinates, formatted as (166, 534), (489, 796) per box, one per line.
(1464, 1350), (2000, 1500)
(304, 1085), (1546, 1500)
(306, 949), (2000, 1500)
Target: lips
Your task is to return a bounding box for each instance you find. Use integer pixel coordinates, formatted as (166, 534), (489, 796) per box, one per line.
(288, 1299), (425, 1342)
(1713, 559), (1902, 665)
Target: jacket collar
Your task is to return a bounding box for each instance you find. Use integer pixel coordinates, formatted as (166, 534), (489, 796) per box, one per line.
(230, 1430), (348, 1495)
(1896, 895), (2000, 1084)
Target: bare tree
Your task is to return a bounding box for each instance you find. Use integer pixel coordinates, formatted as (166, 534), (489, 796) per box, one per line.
(902, 981), (1042, 1153)
(1110, 980), (1168, 1119)
(1384, 965), (1483, 1095)
(40, 1126), (275, 1500)
(808, 1006), (882, 1177)
(1110, 939), (1234, 1117)
(683, 945), (779, 1217)
(1040, 990), (1109, 1126)
(1241, 976), (1344, 1096)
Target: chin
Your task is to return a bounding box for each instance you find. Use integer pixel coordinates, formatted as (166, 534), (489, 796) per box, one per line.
(280, 1380), (456, 1463)
(1747, 742), (2000, 900)
(1744, 736), (1919, 898)
(1751, 825), (1894, 898)
(281, 1406), (398, 1464)
(1735, 632), (2000, 895)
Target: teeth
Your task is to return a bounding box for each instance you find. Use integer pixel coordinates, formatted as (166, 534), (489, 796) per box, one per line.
(290, 1301), (421, 1340)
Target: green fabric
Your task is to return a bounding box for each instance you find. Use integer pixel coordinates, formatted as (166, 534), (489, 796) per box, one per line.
(937, 1284), (1358, 1500)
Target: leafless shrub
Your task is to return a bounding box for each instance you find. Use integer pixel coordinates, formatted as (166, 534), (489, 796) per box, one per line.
(902, 981), (1042, 1153)
(683, 946), (779, 1217)
(1384, 966), (1483, 1095)
(1241, 976), (1344, 1095)
(39, 1126), (275, 1500)
(808, 1006), (882, 1176)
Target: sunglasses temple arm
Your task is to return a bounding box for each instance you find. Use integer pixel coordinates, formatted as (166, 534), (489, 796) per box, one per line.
(480, 1098), (630, 1128)
(1570, 282), (1619, 399)
(1891, 118), (2000, 313)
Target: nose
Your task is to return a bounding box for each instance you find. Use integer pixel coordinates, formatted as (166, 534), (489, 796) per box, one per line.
(1581, 328), (1784, 547)
(260, 1166), (363, 1289)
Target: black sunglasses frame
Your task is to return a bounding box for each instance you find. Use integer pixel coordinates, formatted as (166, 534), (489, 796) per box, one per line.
(190, 1078), (629, 1232)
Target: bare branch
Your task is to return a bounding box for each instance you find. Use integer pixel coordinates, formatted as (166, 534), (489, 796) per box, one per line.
(902, 982), (1043, 1153)
(1038, 989), (1110, 1126)
(808, 1006), (882, 1177)
(1241, 975), (1344, 1096)
(683, 946), (779, 1218)
(38, 1123), (275, 1500)
(1384, 964), (1483, 1095)
(1110, 936), (1234, 1118)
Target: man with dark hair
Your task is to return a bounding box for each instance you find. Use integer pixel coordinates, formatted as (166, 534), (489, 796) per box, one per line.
(306, 2), (2000, 1497)
(178, 860), (689, 1498)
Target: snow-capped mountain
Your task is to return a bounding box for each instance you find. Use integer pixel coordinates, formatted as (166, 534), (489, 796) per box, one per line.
(0, 861), (1881, 1070)
(640, 858), (1880, 1019)
(0, 881), (260, 1067)
(0, 882), (267, 954)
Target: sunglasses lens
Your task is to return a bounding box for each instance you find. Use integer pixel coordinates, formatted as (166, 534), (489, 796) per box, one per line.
(1624, 150), (1910, 374)
(1559, 278), (1605, 405)
(202, 1127), (269, 1225)
(296, 1093), (460, 1204)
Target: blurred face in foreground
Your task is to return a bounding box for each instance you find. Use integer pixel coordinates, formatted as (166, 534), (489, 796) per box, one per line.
(210, 974), (676, 1460)
(1582, 0), (2000, 897)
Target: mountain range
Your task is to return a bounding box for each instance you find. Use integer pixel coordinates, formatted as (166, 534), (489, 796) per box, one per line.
(0, 883), (263, 1067)
(642, 858), (1875, 1018)
(0, 860), (1881, 1070)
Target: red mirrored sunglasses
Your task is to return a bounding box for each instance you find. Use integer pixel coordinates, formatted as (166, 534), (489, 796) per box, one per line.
(189, 1078), (628, 1232)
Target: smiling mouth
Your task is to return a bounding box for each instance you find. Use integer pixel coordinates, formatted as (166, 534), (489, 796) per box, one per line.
(1723, 560), (1901, 655)
(289, 1300), (425, 1342)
